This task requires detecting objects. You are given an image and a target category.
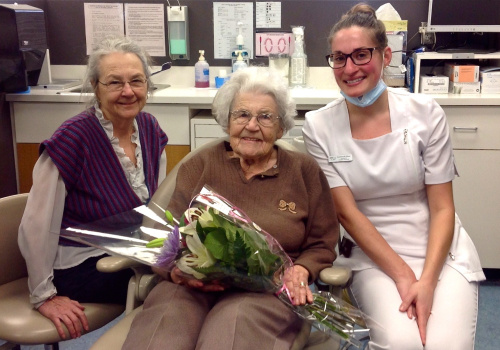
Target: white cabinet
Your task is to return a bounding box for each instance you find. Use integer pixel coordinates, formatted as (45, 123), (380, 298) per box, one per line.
(12, 102), (83, 143)
(190, 110), (304, 150)
(12, 102), (192, 145)
(413, 51), (500, 94)
(444, 105), (500, 268)
(10, 101), (193, 192)
(142, 104), (192, 145)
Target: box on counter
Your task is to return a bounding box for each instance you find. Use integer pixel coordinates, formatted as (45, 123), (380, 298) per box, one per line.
(419, 74), (449, 94)
(481, 86), (500, 94)
(384, 73), (405, 87)
(480, 68), (500, 87)
(449, 81), (480, 94)
(444, 63), (479, 82)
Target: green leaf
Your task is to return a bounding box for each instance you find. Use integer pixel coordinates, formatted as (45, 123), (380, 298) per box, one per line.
(196, 220), (208, 242)
(204, 228), (228, 260)
(228, 230), (250, 269)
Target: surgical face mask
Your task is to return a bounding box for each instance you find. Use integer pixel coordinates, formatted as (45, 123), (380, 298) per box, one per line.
(341, 79), (387, 107)
(340, 53), (387, 108)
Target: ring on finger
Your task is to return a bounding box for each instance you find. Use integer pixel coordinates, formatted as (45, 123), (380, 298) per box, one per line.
(300, 281), (306, 287)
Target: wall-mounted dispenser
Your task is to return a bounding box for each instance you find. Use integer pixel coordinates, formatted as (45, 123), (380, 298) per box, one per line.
(0, 4), (47, 92)
(167, 6), (189, 60)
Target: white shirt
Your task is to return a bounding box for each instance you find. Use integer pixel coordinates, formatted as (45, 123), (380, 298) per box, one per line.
(303, 88), (485, 282)
(18, 106), (167, 307)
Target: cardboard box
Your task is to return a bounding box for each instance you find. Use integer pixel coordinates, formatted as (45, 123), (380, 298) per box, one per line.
(444, 63), (479, 82)
(419, 74), (449, 94)
(480, 70), (500, 87)
(449, 81), (480, 94)
(481, 85), (500, 94)
(384, 73), (405, 87)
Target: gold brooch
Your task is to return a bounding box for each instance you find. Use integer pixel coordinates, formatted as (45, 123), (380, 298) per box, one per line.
(279, 200), (297, 214)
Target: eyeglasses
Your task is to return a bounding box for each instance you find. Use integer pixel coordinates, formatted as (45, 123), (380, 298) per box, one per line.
(98, 78), (147, 92)
(230, 110), (280, 128)
(325, 47), (379, 69)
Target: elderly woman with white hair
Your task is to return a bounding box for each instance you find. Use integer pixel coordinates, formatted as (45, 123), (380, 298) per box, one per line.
(123, 67), (339, 350)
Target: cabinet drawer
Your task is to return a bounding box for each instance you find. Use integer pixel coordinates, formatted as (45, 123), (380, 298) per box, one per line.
(194, 124), (226, 138)
(444, 106), (500, 150)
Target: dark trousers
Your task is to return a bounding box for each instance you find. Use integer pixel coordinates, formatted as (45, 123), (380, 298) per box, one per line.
(53, 255), (134, 304)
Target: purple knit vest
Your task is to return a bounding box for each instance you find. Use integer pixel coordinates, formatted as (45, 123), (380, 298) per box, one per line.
(40, 108), (168, 246)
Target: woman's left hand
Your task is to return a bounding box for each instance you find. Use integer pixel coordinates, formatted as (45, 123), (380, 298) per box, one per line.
(170, 267), (226, 292)
(399, 280), (436, 346)
(284, 265), (313, 306)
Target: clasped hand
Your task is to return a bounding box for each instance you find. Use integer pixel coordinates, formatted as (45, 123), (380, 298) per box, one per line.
(398, 277), (435, 346)
(167, 265), (313, 306)
(38, 295), (89, 339)
(169, 267), (225, 292)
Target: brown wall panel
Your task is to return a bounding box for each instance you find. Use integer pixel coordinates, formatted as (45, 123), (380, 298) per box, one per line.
(1, 0), (431, 66)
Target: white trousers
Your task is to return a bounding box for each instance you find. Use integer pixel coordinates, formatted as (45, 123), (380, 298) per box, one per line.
(349, 264), (479, 350)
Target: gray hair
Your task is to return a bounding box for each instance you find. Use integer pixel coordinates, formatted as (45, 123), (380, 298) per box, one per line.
(82, 36), (154, 106)
(212, 67), (296, 133)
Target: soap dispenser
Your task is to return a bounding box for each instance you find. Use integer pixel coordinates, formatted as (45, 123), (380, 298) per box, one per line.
(195, 50), (210, 88)
(290, 26), (307, 88)
(232, 50), (248, 73)
(231, 21), (250, 71)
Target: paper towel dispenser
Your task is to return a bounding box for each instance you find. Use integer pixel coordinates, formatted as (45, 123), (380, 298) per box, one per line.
(0, 4), (48, 93)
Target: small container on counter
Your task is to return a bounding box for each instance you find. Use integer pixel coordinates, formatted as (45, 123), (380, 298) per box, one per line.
(215, 69), (230, 88)
(195, 50), (210, 88)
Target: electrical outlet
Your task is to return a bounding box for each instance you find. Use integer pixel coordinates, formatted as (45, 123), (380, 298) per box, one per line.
(419, 25), (435, 46)
(422, 32), (435, 46)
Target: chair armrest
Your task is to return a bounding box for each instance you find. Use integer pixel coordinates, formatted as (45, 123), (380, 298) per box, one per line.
(318, 266), (352, 288)
(97, 256), (158, 313)
(137, 274), (159, 302)
(96, 256), (148, 273)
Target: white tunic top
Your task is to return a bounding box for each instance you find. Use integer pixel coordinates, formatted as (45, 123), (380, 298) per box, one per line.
(303, 88), (485, 282)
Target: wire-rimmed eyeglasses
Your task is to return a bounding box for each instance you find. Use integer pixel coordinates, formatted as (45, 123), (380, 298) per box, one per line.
(230, 110), (281, 128)
(98, 78), (147, 92)
(325, 47), (379, 69)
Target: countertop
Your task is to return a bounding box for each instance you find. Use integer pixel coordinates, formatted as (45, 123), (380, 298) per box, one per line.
(6, 85), (500, 107)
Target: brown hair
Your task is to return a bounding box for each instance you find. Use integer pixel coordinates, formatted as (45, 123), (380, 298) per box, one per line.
(328, 3), (388, 49)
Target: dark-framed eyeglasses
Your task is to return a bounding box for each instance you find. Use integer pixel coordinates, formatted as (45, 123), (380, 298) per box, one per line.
(325, 47), (379, 69)
(98, 78), (147, 92)
(230, 110), (280, 128)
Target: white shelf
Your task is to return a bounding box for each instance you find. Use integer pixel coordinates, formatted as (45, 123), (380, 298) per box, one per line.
(413, 51), (500, 95)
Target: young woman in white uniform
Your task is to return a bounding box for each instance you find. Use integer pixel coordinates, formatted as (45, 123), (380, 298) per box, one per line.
(302, 4), (485, 350)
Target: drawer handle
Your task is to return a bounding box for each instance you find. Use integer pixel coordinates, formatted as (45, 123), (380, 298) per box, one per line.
(453, 127), (478, 133)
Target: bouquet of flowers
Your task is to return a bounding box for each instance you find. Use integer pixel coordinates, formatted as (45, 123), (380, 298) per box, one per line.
(61, 186), (377, 348)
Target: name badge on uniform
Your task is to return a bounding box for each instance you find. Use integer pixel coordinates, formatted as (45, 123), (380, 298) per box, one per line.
(329, 155), (353, 163)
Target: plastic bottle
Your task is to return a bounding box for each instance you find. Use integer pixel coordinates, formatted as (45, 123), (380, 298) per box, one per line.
(231, 21), (250, 71)
(232, 50), (248, 73)
(290, 26), (307, 88)
(195, 50), (210, 88)
(215, 69), (230, 88)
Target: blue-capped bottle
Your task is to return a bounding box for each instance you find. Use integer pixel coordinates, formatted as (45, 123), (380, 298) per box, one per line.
(232, 50), (248, 73)
(195, 50), (210, 88)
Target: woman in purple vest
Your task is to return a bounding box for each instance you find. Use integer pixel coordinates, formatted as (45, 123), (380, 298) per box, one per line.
(18, 36), (168, 340)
